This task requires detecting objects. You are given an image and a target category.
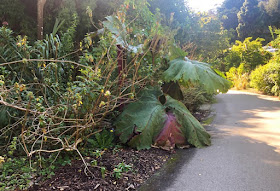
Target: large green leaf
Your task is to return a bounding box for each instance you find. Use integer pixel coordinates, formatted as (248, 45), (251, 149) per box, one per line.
(103, 16), (128, 47)
(115, 88), (211, 150)
(115, 88), (166, 150)
(162, 57), (231, 93)
(165, 97), (211, 148)
(103, 16), (143, 53)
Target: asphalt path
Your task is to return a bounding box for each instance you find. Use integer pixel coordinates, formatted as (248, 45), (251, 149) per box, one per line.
(140, 90), (280, 191)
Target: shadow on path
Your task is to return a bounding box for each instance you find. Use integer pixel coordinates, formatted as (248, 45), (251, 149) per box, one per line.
(138, 148), (196, 191)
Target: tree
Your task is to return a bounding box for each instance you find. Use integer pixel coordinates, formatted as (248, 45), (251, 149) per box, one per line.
(261, 0), (280, 16)
(37, 0), (47, 40)
(236, 0), (267, 40)
(259, 0), (280, 28)
(0, 0), (36, 38)
(218, 0), (244, 30)
(191, 12), (231, 62)
(148, 0), (190, 24)
(148, 0), (194, 45)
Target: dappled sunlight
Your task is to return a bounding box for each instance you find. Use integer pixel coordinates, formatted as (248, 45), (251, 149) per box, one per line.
(223, 108), (280, 153)
(262, 159), (280, 166)
(256, 94), (280, 102)
(226, 90), (244, 95)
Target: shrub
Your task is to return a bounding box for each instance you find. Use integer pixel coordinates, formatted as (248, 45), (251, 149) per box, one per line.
(182, 86), (215, 112)
(250, 61), (280, 96)
(226, 63), (249, 90)
(223, 37), (272, 71)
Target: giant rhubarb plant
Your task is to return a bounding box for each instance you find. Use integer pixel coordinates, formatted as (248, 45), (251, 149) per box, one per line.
(115, 88), (211, 150)
(115, 57), (231, 150)
(163, 57), (231, 94)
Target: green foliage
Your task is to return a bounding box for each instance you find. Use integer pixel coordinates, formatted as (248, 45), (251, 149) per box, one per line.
(100, 167), (106, 179)
(237, 0), (267, 40)
(0, 0), (173, 162)
(218, 0), (244, 30)
(0, 0), (36, 39)
(226, 63), (249, 90)
(222, 37), (272, 71)
(0, 21), (126, 188)
(40, 0), (98, 39)
(163, 57), (231, 94)
(115, 88), (211, 150)
(193, 13), (232, 62)
(0, 157), (34, 190)
(87, 129), (115, 150)
(0, 27), (31, 62)
(0, 137), (58, 190)
(113, 162), (132, 179)
(148, 0), (231, 62)
(148, 0), (190, 25)
(103, 16), (130, 49)
(250, 61), (280, 96)
(182, 86), (215, 112)
(268, 28), (280, 62)
(259, 0), (280, 29)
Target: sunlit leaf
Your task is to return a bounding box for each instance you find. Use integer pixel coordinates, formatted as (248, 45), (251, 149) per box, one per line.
(163, 57), (231, 93)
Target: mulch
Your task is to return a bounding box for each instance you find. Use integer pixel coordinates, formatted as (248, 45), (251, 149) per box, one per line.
(29, 148), (172, 191)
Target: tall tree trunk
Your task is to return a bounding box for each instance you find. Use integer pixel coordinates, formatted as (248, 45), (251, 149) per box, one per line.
(37, 0), (47, 40)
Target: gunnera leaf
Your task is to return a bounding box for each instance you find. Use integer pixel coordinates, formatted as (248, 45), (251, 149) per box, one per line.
(165, 95), (211, 148)
(154, 111), (185, 150)
(115, 88), (211, 150)
(115, 88), (166, 150)
(162, 57), (231, 93)
(103, 16), (128, 47)
(102, 16), (143, 53)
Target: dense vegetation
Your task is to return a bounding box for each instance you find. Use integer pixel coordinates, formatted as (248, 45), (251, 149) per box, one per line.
(1, 0), (280, 190)
(216, 0), (280, 95)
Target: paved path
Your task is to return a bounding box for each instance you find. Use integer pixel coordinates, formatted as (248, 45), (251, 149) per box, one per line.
(141, 90), (280, 191)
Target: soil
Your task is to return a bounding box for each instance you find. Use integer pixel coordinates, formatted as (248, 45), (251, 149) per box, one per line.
(29, 109), (210, 191)
(29, 148), (172, 191)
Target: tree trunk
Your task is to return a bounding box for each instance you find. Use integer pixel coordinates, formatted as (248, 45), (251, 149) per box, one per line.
(37, 0), (47, 40)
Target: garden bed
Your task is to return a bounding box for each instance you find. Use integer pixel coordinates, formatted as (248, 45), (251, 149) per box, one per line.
(28, 108), (211, 191)
(29, 148), (172, 191)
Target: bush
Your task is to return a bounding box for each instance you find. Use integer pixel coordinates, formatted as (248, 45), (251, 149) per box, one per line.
(250, 61), (280, 96)
(226, 63), (249, 90)
(223, 37), (272, 71)
(182, 86), (215, 112)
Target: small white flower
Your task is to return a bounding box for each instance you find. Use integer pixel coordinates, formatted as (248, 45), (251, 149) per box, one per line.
(104, 90), (111, 97)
